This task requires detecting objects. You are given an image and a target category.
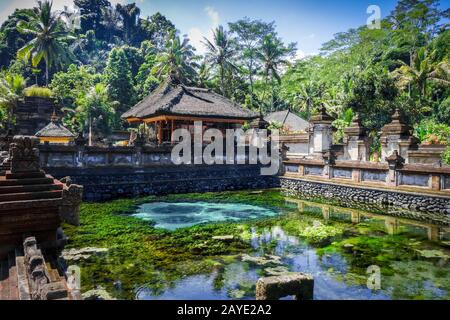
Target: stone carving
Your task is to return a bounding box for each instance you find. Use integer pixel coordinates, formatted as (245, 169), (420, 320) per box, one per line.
(256, 273), (314, 300)
(59, 183), (84, 226)
(23, 236), (69, 300)
(9, 136), (40, 173)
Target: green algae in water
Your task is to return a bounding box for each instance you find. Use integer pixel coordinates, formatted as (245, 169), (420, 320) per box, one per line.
(64, 189), (450, 300)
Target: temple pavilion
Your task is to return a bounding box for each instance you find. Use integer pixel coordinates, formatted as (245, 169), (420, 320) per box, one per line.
(35, 112), (75, 144)
(122, 79), (258, 144)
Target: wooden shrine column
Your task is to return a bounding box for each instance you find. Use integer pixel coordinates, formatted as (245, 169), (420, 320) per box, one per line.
(157, 121), (163, 145)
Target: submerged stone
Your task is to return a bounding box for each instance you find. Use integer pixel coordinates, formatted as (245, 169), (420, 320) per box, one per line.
(241, 254), (283, 266)
(62, 247), (108, 262)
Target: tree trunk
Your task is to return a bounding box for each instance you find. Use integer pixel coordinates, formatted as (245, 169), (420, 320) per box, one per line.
(220, 65), (225, 97)
(89, 116), (92, 147)
(45, 61), (49, 87)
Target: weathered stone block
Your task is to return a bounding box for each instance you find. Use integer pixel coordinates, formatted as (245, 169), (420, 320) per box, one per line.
(256, 273), (314, 300)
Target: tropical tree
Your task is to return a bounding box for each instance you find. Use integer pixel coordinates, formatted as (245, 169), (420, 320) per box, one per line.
(16, 0), (74, 85)
(295, 81), (323, 119)
(100, 6), (123, 42)
(75, 83), (116, 145)
(256, 34), (295, 111)
(203, 26), (238, 96)
(197, 60), (211, 88)
(116, 3), (140, 45)
(152, 31), (198, 84)
(0, 72), (26, 129)
(229, 17), (275, 107)
(104, 47), (135, 116)
(392, 47), (450, 98)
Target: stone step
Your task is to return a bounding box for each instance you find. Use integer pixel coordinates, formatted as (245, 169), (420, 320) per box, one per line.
(5, 171), (46, 179)
(0, 189), (62, 202)
(8, 252), (18, 300)
(0, 259), (10, 300)
(0, 176), (55, 186)
(0, 183), (63, 194)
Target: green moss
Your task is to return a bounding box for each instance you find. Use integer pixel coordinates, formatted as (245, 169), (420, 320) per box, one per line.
(64, 190), (450, 300)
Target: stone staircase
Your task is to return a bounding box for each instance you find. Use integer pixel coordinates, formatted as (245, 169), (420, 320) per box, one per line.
(0, 245), (72, 300)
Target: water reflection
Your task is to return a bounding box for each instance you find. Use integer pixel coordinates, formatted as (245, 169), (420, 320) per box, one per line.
(135, 196), (450, 300)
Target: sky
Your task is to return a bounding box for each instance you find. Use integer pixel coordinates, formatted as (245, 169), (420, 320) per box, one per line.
(1, 0), (449, 57)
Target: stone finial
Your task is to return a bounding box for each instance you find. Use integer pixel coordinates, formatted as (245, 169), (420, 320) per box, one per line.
(309, 104), (334, 124)
(9, 135), (40, 173)
(385, 150), (405, 169)
(381, 108), (412, 137)
(250, 111), (270, 130)
(344, 113), (366, 138)
(322, 149), (336, 165)
(74, 132), (87, 147)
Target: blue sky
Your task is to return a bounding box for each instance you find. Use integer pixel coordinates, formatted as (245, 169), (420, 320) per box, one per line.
(1, 0), (449, 56)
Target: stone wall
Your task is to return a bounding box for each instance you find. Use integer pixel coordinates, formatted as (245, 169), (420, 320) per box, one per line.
(280, 177), (450, 225)
(14, 97), (61, 136)
(47, 165), (279, 201)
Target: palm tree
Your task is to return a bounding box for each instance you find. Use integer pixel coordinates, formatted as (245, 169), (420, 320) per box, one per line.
(101, 6), (123, 42)
(116, 3), (140, 45)
(256, 35), (294, 111)
(76, 83), (116, 145)
(0, 73), (26, 129)
(393, 47), (450, 98)
(17, 0), (74, 86)
(203, 26), (238, 96)
(296, 81), (322, 119)
(152, 31), (198, 84)
(197, 61), (211, 88)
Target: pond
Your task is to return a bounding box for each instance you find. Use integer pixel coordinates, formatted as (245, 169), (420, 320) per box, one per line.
(132, 202), (278, 230)
(64, 190), (450, 300)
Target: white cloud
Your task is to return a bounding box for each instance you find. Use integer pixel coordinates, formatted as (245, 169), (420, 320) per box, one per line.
(188, 6), (220, 55)
(0, 0), (75, 24)
(204, 6), (219, 28)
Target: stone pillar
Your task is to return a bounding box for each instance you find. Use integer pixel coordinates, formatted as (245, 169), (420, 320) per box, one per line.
(385, 150), (404, 187)
(308, 104), (335, 158)
(430, 175), (441, 191)
(74, 133), (87, 168)
(343, 114), (370, 161)
(380, 109), (418, 163)
(9, 135), (41, 174)
(352, 169), (361, 183)
(322, 149), (335, 179)
(59, 181), (83, 226)
(298, 164), (305, 176)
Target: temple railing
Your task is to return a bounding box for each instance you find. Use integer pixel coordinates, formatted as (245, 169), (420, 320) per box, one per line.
(283, 158), (450, 193)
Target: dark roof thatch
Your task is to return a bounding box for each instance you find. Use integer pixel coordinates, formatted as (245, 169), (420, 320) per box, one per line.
(35, 118), (75, 138)
(264, 110), (309, 132)
(122, 80), (257, 120)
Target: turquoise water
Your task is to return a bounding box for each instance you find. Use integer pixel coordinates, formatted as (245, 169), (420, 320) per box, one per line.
(132, 201), (279, 230)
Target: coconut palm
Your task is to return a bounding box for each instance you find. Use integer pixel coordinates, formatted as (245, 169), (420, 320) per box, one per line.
(116, 3), (140, 45)
(393, 47), (450, 98)
(295, 81), (323, 119)
(203, 26), (238, 96)
(257, 34), (294, 111)
(101, 6), (123, 42)
(0, 73), (26, 129)
(152, 31), (198, 84)
(76, 83), (116, 145)
(17, 0), (75, 86)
